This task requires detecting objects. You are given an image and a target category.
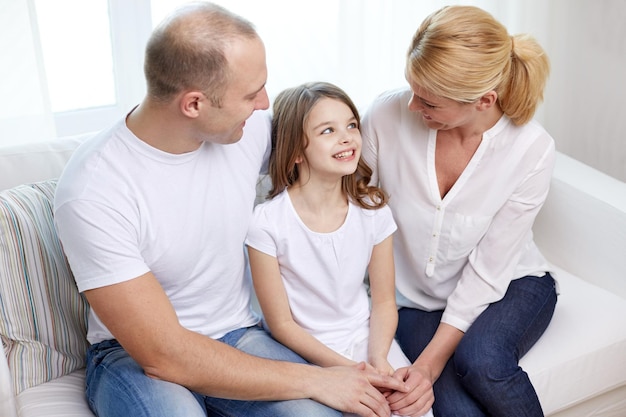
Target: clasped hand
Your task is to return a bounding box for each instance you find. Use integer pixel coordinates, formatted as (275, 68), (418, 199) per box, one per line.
(385, 364), (434, 417)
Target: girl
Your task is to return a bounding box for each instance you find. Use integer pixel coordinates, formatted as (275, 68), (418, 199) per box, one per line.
(246, 82), (432, 417)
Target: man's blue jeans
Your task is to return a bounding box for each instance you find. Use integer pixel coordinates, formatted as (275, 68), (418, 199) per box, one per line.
(396, 274), (557, 417)
(85, 325), (340, 417)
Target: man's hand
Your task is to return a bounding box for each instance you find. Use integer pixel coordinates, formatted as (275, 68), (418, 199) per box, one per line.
(311, 362), (409, 417)
(386, 365), (434, 417)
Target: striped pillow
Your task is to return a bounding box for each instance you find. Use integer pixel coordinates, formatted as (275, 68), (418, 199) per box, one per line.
(0, 180), (89, 394)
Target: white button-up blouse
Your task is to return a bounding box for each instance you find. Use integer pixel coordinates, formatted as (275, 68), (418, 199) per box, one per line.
(361, 88), (555, 332)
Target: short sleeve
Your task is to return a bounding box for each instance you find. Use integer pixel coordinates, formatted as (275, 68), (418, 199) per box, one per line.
(54, 198), (149, 292)
(245, 201), (278, 257)
(373, 204), (397, 245)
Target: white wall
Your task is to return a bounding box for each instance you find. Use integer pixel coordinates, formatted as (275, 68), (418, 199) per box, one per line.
(470, 0), (626, 182)
(542, 0), (626, 182)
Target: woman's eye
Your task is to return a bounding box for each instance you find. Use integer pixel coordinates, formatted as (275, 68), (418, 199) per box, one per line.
(423, 101), (436, 109)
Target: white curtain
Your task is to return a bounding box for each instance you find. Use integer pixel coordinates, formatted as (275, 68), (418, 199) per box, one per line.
(152, 0), (523, 111)
(0, 0), (56, 146)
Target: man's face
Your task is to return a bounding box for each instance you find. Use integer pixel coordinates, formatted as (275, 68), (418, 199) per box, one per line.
(199, 36), (269, 145)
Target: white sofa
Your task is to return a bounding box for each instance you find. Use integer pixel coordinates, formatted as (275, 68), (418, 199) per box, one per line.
(1, 134), (625, 417)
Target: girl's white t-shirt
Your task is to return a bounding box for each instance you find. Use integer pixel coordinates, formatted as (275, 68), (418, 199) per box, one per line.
(245, 190), (396, 353)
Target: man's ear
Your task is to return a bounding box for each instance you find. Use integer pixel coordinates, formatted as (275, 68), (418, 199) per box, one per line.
(477, 90), (498, 111)
(179, 91), (205, 118)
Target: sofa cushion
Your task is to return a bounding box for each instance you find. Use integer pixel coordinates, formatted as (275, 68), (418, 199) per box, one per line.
(521, 266), (626, 415)
(0, 180), (89, 394)
(16, 370), (95, 417)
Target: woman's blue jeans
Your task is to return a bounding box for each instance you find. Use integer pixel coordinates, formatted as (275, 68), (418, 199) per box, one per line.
(85, 325), (340, 417)
(396, 274), (557, 417)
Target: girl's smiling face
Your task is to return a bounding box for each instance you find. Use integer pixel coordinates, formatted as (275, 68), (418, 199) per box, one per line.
(299, 97), (362, 181)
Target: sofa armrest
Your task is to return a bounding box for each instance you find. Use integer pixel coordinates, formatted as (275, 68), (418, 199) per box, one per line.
(534, 152), (626, 299)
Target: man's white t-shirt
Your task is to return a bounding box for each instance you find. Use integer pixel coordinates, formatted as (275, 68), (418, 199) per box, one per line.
(54, 110), (271, 344)
(245, 190), (397, 354)
(361, 88), (555, 332)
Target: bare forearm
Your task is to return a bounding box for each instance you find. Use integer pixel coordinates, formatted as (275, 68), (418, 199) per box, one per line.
(268, 321), (355, 368)
(367, 236), (398, 368)
(413, 322), (464, 382)
(368, 301), (399, 364)
(140, 326), (326, 401)
(85, 275), (326, 402)
(142, 327), (410, 416)
(386, 323), (461, 416)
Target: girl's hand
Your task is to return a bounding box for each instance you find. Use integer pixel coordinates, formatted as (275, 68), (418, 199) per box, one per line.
(369, 356), (395, 377)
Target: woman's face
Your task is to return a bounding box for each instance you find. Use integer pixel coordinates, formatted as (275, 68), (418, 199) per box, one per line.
(406, 76), (477, 131)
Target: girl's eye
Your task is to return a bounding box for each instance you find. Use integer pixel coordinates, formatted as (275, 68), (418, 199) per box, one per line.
(321, 127), (334, 134)
(347, 122), (357, 129)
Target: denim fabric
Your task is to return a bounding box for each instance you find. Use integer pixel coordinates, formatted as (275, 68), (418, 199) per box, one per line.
(85, 325), (340, 417)
(85, 339), (207, 417)
(204, 325), (340, 417)
(396, 274), (557, 417)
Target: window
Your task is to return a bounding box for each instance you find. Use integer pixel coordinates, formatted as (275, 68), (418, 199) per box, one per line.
(0, 0), (151, 145)
(35, 0), (115, 112)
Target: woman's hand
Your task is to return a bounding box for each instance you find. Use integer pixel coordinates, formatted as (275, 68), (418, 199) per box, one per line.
(387, 322), (463, 415)
(386, 364), (435, 417)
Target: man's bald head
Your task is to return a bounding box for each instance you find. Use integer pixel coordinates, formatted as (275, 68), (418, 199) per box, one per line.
(144, 2), (258, 105)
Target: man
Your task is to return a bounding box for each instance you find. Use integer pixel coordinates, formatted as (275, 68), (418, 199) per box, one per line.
(54, 2), (406, 417)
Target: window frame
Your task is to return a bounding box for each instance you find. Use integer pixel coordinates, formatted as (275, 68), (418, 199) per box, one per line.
(52, 0), (152, 137)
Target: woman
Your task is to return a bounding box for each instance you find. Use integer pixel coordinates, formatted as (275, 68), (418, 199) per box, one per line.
(361, 5), (557, 416)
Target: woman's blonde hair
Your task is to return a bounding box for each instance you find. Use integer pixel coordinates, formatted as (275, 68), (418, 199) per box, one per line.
(406, 5), (550, 125)
(269, 82), (388, 210)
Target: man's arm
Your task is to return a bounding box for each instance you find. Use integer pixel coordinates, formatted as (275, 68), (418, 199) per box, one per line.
(85, 271), (408, 417)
